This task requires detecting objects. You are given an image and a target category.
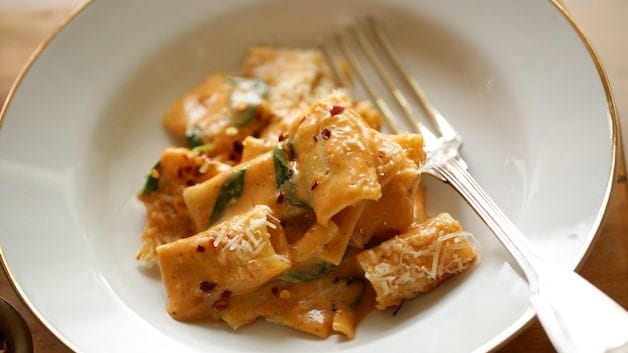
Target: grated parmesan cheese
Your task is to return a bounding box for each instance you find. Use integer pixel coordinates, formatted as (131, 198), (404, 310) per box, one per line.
(430, 238), (443, 280)
(356, 213), (478, 310)
(205, 205), (282, 262)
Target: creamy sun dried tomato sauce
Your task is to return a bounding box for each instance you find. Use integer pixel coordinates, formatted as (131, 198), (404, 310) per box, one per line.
(135, 47), (478, 339)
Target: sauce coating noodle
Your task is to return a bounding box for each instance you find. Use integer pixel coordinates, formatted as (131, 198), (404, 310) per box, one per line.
(136, 47), (478, 338)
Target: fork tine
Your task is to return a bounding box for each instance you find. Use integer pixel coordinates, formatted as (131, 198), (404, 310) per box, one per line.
(317, 38), (355, 96)
(326, 33), (404, 133)
(343, 20), (441, 148)
(322, 22), (439, 146)
(348, 23), (428, 137)
(320, 18), (450, 150)
(366, 17), (460, 143)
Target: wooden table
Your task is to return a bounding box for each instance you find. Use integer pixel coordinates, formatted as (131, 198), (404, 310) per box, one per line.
(1, 2), (626, 352)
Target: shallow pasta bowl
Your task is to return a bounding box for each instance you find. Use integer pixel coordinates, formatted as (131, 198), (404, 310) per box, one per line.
(0, 1), (618, 352)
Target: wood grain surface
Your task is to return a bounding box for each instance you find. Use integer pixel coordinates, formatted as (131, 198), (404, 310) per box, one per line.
(0, 4), (626, 353)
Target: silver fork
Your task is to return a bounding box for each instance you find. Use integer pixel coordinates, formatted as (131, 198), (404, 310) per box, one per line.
(319, 17), (628, 353)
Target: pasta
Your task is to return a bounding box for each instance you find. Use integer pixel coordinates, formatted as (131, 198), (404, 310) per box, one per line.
(356, 213), (478, 310)
(157, 205), (290, 321)
(136, 47), (478, 338)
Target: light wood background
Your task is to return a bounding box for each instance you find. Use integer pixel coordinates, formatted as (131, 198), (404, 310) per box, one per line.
(0, 1), (626, 352)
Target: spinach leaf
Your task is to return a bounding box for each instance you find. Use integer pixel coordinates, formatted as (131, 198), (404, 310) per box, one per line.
(282, 182), (313, 210)
(186, 126), (203, 148)
(273, 143), (292, 188)
(191, 143), (214, 154)
(232, 105), (257, 127)
(281, 261), (335, 282)
(228, 77), (268, 127)
(142, 161), (160, 195)
(209, 168), (246, 224)
(273, 141), (311, 209)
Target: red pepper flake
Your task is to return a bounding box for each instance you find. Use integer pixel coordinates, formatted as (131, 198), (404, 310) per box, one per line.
(212, 300), (228, 310)
(212, 290), (232, 310)
(278, 132), (286, 142)
(276, 191), (285, 203)
(199, 280), (216, 294)
(196, 244), (206, 252)
(233, 140), (243, 154)
(392, 300), (405, 316)
(330, 105), (345, 116)
(311, 180), (319, 190)
(321, 128), (331, 140)
(271, 287), (279, 297)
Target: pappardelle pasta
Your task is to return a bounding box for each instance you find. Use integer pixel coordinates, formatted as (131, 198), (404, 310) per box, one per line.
(136, 47), (478, 338)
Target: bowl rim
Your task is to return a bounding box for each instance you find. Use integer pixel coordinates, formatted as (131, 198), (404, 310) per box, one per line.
(0, 1), (620, 352)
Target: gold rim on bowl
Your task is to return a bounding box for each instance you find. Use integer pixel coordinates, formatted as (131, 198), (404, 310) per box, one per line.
(0, 1), (620, 352)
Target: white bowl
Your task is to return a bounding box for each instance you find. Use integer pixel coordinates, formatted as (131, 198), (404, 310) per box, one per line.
(0, 1), (618, 352)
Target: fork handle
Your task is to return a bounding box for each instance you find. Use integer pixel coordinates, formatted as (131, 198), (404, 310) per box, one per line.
(436, 157), (628, 353)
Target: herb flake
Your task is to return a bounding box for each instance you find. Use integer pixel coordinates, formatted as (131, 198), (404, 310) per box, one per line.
(209, 168), (246, 224)
(191, 143), (214, 154)
(142, 161), (160, 194)
(281, 261), (335, 282)
(273, 143), (292, 188)
(186, 126), (203, 148)
(228, 77), (268, 127)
